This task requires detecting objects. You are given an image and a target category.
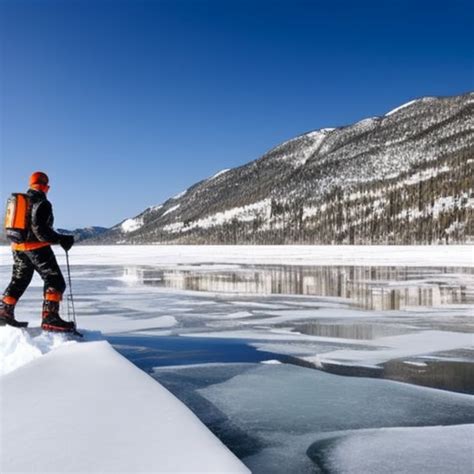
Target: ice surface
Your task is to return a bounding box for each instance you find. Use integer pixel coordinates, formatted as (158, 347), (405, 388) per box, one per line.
(155, 362), (474, 474)
(183, 328), (373, 344)
(245, 306), (386, 325)
(1, 250), (471, 382)
(80, 313), (177, 333)
(305, 330), (474, 367)
(307, 425), (474, 474)
(1, 340), (248, 473)
(198, 364), (474, 434)
(1, 246), (472, 472)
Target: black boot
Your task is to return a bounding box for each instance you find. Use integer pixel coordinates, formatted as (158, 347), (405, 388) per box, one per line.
(41, 300), (75, 332)
(0, 300), (28, 328)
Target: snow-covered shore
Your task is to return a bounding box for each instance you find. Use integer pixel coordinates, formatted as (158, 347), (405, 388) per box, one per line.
(1, 244), (472, 267)
(0, 328), (248, 473)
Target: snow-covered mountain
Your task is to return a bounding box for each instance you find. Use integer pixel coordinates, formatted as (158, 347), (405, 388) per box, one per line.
(90, 92), (473, 245)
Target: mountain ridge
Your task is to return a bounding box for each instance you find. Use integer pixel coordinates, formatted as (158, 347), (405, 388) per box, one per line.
(86, 92), (474, 245)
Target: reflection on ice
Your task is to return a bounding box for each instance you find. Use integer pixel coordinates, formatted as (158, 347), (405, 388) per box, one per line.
(123, 264), (473, 310)
(383, 358), (474, 394)
(296, 321), (412, 339)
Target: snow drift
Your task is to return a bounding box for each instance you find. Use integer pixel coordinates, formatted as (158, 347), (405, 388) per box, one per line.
(0, 331), (248, 473)
(0, 326), (75, 376)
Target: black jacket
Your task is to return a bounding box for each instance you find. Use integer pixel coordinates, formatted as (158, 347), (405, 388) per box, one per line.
(26, 189), (62, 244)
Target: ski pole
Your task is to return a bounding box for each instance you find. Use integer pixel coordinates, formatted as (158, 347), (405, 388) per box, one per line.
(65, 250), (77, 327)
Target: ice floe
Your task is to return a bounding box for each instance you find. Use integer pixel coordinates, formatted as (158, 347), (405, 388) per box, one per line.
(306, 330), (474, 368)
(307, 424), (474, 474)
(154, 362), (474, 474)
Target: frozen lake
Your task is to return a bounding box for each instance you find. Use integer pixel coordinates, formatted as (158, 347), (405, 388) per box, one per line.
(1, 245), (473, 473)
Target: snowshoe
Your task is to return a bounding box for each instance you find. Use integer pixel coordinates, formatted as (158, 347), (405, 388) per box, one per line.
(41, 320), (83, 337)
(0, 316), (29, 328)
(0, 302), (28, 328)
(41, 300), (79, 335)
(41, 315), (76, 332)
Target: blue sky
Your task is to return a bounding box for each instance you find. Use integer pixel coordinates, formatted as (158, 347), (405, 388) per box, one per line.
(1, 0), (473, 228)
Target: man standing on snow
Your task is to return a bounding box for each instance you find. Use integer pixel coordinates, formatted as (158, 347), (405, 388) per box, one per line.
(0, 172), (76, 332)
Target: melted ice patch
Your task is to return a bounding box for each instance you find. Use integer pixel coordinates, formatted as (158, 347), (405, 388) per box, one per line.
(0, 326), (76, 376)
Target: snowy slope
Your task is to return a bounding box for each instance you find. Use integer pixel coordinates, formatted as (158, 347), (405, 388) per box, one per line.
(88, 92), (473, 245)
(0, 333), (248, 473)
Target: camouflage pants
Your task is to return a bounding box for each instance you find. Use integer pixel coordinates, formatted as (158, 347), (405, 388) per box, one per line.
(3, 246), (66, 300)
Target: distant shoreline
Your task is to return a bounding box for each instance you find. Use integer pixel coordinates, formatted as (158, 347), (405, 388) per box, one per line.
(1, 244), (471, 267)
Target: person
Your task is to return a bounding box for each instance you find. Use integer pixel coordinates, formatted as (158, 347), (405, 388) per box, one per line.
(0, 171), (76, 331)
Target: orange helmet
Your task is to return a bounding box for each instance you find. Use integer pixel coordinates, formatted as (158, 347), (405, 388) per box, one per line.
(29, 172), (50, 192)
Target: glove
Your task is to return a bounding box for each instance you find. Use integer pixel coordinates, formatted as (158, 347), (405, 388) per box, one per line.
(59, 234), (74, 252)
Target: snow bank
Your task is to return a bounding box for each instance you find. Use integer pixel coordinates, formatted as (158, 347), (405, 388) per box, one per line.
(0, 339), (248, 473)
(2, 245), (470, 268)
(0, 326), (75, 376)
(308, 425), (474, 474)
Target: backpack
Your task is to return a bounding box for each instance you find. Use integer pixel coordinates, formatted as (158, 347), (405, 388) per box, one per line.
(4, 193), (30, 243)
